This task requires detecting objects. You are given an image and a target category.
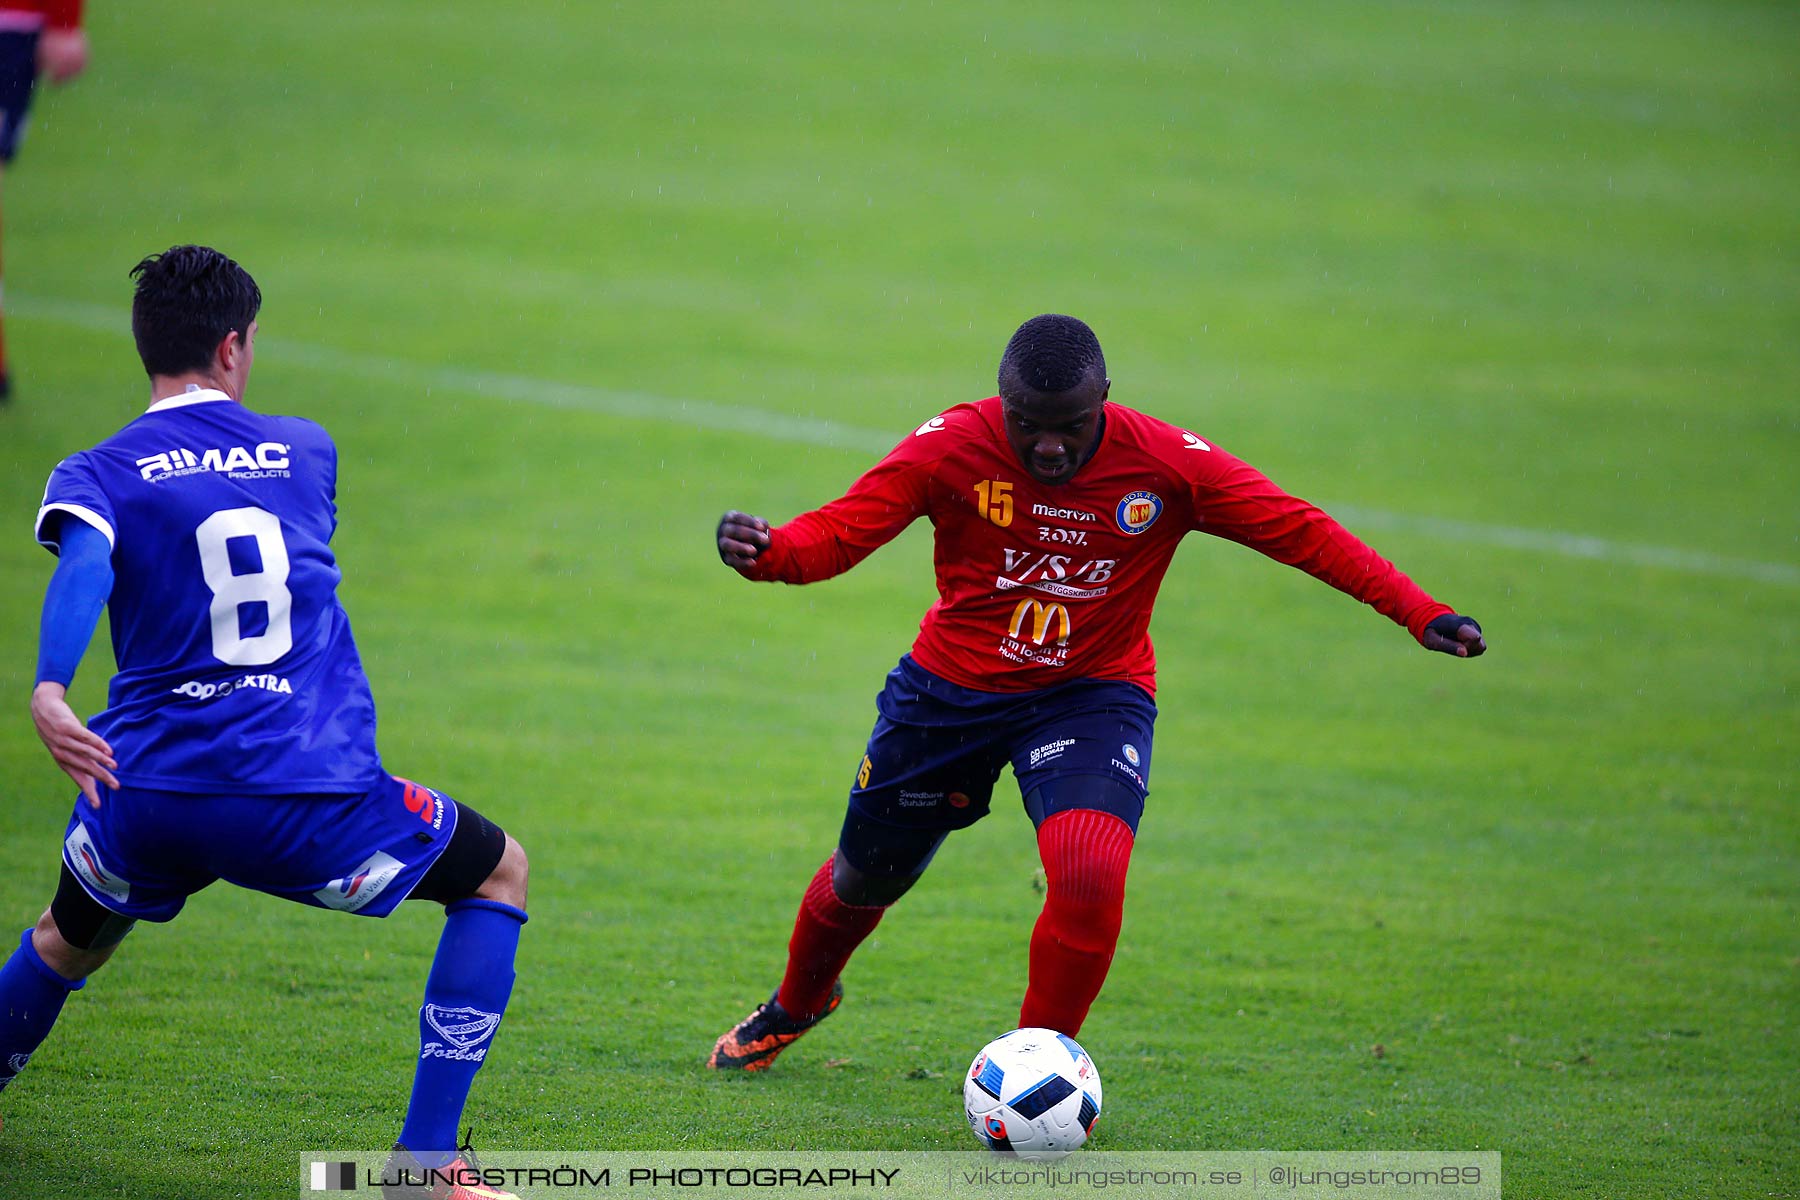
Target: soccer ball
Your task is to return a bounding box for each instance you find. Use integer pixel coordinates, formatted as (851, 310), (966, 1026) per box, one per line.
(963, 1028), (1103, 1160)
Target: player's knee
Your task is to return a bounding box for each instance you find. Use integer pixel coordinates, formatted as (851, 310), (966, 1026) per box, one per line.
(1037, 808), (1134, 901)
(474, 834), (528, 911)
(33, 907), (117, 981)
(1047, 853), (1129, 907)
(830, 852), (913, 908)
(1037, 816), (1132, 948)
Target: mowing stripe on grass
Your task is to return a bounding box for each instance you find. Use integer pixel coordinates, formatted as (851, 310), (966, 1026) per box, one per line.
(19, 294), (1798, 588)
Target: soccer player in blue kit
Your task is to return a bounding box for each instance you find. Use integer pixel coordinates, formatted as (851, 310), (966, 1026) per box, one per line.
(8, 246), (527, 1200)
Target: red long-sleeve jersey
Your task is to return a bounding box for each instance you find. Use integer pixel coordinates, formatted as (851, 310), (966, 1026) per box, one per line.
(746, 397), (1452, 696)
(0, 1), (82, 30)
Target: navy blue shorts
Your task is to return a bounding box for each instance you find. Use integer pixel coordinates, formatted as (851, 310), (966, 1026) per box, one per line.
(838, 656), (1155, 873)
(60, 774), (461, 922)
(0, 31), (38, 164)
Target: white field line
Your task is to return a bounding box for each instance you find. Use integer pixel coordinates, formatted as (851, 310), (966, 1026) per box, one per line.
(18, 294), (1798, 587)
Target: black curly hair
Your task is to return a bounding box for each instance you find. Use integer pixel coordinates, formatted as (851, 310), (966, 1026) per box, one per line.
(129, 245), (262, 377)
(997, 313), (1106, 400)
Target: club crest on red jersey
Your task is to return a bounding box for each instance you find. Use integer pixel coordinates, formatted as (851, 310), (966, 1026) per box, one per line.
(1115, 491), (1163, 535)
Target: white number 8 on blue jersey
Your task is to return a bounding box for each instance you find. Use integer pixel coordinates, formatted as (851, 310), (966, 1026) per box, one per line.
(195, 506), (294, 666)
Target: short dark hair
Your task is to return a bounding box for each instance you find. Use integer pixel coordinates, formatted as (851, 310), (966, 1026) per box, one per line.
(129, 245), (262, 377)
(997, 313), (1106, 399)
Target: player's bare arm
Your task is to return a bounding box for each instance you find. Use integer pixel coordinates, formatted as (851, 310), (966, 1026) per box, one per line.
(29, 682), (115, 808)
(717, 510), (771, 572)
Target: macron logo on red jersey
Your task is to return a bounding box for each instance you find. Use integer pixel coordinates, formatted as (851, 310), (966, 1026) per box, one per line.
(1030, 503), (1100, 524)
(914, 417), (947, 436)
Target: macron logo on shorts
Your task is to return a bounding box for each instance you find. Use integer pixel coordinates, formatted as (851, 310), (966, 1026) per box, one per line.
(314, 851), (405, 913)
(64, 825), (130, 905)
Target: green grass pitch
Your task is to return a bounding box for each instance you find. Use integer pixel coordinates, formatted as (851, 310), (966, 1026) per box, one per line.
(0, 2), (1794, 1196)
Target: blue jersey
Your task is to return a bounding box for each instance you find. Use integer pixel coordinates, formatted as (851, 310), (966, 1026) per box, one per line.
(35, 389), (383, 794)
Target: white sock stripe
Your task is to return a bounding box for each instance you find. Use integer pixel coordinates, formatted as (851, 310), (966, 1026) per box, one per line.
(15, 294), (1796, 588)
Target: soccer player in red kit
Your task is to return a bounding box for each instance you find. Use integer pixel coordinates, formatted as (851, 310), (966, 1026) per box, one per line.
(0, 0), (88, 400)
(707, 314), (1485, 1071)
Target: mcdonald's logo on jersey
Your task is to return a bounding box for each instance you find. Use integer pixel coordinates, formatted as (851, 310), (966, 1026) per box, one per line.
(1008, 598), (1073, 646)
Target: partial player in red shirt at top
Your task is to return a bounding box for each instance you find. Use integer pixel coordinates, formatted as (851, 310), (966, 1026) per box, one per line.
(707, 314), (1486, 1072)
(0, 0), (87, 402)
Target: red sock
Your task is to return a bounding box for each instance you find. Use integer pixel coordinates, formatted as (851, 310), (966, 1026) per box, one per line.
(776, 857), (886, 1019)
(1019, 808), (1135, 1037)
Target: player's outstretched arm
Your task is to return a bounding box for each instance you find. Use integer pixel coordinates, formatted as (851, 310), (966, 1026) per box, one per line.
(1420, 614), (1487, 658)
(32, 519), (117, 807)
(716, 425), (938, 584)
(717, 510), (772, 575)
(1184, 447), (1490, 657)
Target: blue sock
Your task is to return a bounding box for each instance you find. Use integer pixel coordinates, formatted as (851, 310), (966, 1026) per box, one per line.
(0, 929), (85, 1093)
(398, 899), (527, 1166)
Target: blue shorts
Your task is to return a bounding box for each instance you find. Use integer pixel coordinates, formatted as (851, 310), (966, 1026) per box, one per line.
(0, 31), (38, 164)
(60, 774), (460, 923)
(846, 655), (1156, 838)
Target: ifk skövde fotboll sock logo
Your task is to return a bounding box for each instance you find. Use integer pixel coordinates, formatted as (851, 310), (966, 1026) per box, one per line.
(421, 1004), (503, 1060)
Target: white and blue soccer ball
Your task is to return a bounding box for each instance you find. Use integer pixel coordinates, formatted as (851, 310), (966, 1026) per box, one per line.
(963, 1028), (1102, 1160)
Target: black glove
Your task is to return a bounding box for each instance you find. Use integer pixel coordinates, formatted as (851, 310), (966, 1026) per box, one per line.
(1424, 613), (1486, 658)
